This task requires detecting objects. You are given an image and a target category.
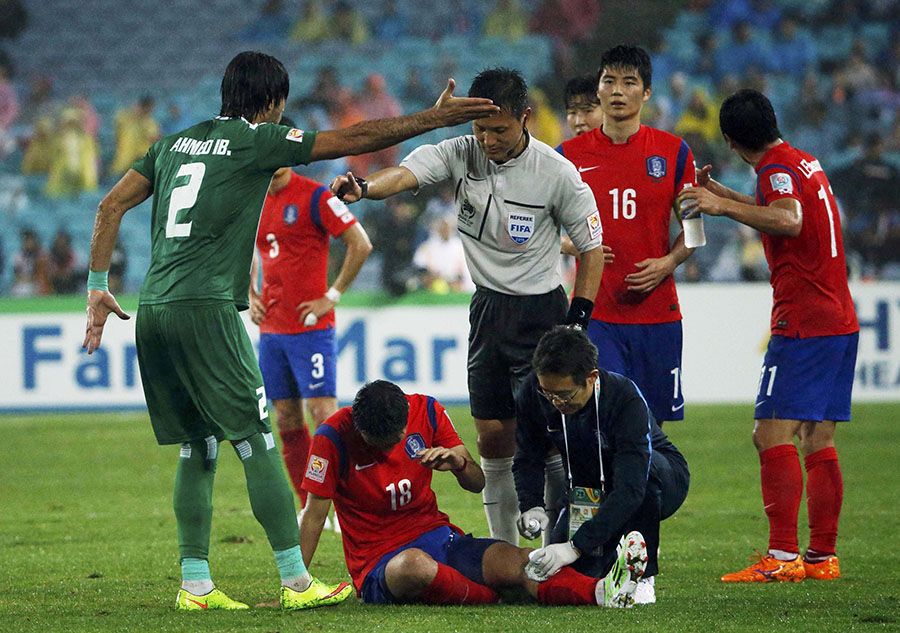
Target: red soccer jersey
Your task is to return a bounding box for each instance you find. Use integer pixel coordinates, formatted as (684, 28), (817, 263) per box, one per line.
(754, 142), (859, 337)
(560, 126), (696, 324)
(255, 172), (357, 334)
(301, 394), (464, 591)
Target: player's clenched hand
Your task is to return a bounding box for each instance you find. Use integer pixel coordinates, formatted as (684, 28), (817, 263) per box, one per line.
(677, 186), (727, 219)
(297, 296), (337, 327)
(417, 447), (466, 472)
(432, 78), (500, 126)
(82, 290), (130, 354)
(625, 255), (676, 294)
(330, 171), (363, 203)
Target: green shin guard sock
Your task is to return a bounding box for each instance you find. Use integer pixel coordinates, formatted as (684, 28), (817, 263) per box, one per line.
(233, 432), (301, 552)
(174, 437), (218, 562)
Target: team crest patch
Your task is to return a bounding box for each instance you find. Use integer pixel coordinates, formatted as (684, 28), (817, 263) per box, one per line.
(586, 210), (602, 240)
(507, 212), (535, 245)
(305, 455), (329, 483)
(646, 155), (667, 179)
(285, 128), (305, 143)
(769, 172), (794, 194)
(405, 433), (427, 459)
(283, 204), (299, 225)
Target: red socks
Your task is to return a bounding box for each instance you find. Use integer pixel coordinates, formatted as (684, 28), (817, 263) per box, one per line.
(759, 444), (803, 555)
(419, 563), (499, 605)
(805, 446), (842, 556)
(536, 567), (598, 605)
(279, 427), (311, 506)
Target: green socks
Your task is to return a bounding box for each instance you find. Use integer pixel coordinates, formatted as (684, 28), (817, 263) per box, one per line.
(233, 432), (302, 552)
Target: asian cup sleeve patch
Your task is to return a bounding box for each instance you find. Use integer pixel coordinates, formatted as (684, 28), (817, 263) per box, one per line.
(285, 128), (305, 143)
(305, 454), (329, 483)
(586, 210), (603, 241)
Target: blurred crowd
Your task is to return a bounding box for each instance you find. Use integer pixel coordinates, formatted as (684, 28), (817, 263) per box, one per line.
(0, 0), (898, 296)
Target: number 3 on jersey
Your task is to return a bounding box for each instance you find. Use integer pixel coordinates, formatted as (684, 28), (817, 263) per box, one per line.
(166, 162), (206, 238)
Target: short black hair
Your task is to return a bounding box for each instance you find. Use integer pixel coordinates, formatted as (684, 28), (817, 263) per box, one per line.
(468, 67), (528, 118)
(598, 45), (652, 90)
(564, 76), (600, 110)
(220, 51), (290, 121)
(719, 88), (782, 151)
(532, 325), (598, 383)
(352, 380), (409, 443)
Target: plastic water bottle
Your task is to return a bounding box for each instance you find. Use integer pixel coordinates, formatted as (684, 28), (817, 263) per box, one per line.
(680, 184), (706, 248)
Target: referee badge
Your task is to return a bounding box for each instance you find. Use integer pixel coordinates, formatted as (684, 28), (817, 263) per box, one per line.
(507, 212), (534, 245)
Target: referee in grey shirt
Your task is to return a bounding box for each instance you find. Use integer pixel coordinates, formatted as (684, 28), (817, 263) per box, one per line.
(331, 68), (605, 543)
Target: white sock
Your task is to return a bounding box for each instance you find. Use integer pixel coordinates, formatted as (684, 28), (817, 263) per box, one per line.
(769, 549), (799, 561)
(282, 571), (312, 592)
(543, 454), (566, 547)
(181, 579), (214, 595)
(481, 456), (519, 544)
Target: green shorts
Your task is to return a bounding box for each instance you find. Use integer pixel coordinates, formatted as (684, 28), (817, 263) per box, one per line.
(136, 301), (271, 445)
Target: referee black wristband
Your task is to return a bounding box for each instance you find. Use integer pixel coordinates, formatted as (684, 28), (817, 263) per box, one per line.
(566, 297), (594, 330)
(354, 177), (368, 199)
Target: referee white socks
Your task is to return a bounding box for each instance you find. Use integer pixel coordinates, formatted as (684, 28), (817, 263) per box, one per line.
(481, 457), (519, 544)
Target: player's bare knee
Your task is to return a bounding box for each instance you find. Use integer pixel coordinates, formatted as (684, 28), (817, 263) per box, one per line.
(475, 422), (516, 458)
(482, 542), (531, 587)
(385, 548), (438, 594)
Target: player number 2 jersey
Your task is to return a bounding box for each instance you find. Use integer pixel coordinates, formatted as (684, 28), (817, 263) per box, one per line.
(255, 172), (357, 334)
(754, 142), (858, 337)
(560, 126), (695, 323)
(302, 394), (463, 590)
(132, 117), (317, 309)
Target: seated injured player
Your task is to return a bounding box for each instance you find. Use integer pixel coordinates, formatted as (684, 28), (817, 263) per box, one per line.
(298, 380), (647, 607)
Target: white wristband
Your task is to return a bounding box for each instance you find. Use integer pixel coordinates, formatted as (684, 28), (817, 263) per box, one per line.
(325, 287), (341, 303)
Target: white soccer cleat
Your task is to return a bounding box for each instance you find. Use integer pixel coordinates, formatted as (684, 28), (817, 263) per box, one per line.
(596, 531), (648, 608)
(633, 575), (656, 605)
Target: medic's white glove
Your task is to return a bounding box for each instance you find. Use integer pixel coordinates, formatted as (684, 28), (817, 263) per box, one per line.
(517, 506), (551, 540)
(524, 541), (581, 582)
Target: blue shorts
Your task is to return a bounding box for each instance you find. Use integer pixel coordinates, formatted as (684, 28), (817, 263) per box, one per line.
(258, 329), (337, 400)
(754, 332), (858, 422)
(587, 319), (684, 422)
(359, 525), (501, 605)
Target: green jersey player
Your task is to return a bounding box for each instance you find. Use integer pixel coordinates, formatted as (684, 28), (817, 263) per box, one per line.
(82, 51), (498, 612)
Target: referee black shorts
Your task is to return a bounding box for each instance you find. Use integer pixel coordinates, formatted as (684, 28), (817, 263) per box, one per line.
(467, 285), (567, 420)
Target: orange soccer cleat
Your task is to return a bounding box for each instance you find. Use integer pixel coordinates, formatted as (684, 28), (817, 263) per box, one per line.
(721, 552), (806, 583)
(803, 556), (840, 580)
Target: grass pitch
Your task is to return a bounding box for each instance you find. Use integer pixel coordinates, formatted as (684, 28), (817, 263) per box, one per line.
(2, 404), (899, 632)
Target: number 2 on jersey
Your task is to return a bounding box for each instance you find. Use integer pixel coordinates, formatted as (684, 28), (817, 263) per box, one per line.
(166, 162), (206, 238)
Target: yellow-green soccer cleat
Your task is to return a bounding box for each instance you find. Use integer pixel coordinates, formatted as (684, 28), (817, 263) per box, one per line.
(175, 588), (249, 611)
(280, 577), (353, 611)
